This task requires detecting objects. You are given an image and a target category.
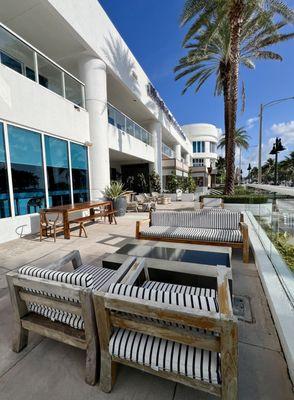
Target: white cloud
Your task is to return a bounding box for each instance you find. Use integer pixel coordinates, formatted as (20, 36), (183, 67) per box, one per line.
(246, 117), (259, 130)
(270, 121), (294, 149)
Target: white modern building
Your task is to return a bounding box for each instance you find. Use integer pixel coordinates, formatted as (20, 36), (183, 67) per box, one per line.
(182, 123), (219, 188)
(0, 0), (220, 243)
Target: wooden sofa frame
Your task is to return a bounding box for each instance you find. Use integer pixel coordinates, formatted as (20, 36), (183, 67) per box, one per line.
(93, 259), (238, 399)
(136, 211), (249, 263)
(6, 251), (138, 385)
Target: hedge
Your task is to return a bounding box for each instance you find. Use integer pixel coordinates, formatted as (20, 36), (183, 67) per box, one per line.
(200, 194), (268, 204)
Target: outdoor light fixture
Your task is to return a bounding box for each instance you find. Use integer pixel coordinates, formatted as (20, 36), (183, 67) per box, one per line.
(247, 163), (252, 183)
(269, 137), (286, 185)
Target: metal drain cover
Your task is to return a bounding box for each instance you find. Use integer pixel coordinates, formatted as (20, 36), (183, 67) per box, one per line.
(233, 296), (253, 323)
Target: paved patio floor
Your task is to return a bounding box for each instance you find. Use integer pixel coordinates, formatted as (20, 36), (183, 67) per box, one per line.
(0, 212), (293, 400)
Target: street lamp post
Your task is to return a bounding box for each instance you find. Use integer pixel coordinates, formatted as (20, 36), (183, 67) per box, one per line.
(247, 163), (252, 184)
(258, 96), (294, 184)
(269, 138), (286, 185)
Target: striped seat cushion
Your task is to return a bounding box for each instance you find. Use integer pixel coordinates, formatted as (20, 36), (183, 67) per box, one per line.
(108, 283), (221, 384)
(18, 265), (115, 329)
(140, 226), (242, 243)
(151, 210), (240, 230)
(142, 280), (217, 298)
(110, 328), (221, 384)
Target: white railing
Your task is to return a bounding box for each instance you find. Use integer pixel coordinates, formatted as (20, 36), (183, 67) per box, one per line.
(162, 142), (175, 158)
(0, 23), (85, 108)
(107, 103), (152, 146)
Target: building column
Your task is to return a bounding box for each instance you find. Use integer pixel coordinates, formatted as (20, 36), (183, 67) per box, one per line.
(173, 144), (181, 160)
(185, 153), (190, 166)
(79, 57), (110, 199)
(147, 121), (162, 190)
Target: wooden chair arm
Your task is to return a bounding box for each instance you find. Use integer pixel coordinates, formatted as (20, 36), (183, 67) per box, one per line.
(44, 250), (83, 271)
(239, 221), (248, 236)
(200, 202), (204, 209)
(135, 218), (150, 238)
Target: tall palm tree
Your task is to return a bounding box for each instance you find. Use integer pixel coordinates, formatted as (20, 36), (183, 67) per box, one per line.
(218, 126), (250, 152)
(179, 0), (293, 194)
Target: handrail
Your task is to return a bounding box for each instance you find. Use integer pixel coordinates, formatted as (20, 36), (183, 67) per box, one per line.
(0, 22), (84, 86)
(108, 102), (151, 136)
(162, 142), (174, 158)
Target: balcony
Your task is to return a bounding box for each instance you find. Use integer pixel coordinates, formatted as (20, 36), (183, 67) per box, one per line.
(162, 158), (189, 173)
(0, 23), (85, 108)
(162, 143), (175, 159)
(108, 103), (152, 146)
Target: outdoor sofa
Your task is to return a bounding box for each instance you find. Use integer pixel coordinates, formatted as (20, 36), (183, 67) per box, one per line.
(6, 251), (137, 385)
(93, 258), (238, 399)
(136, 210), (249, 263)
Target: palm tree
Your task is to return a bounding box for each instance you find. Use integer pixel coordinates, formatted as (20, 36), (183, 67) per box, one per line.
(179, 0), (293, 194)
(279, 151), (294, 183)
(218, 126), (250, 152)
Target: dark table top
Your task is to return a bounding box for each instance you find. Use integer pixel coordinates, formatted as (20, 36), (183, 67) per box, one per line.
(117, 244), (231, 267)
(43, 201), (112, 213)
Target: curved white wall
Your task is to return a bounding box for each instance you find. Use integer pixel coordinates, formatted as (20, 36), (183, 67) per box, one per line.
(182, 123), (219, 143)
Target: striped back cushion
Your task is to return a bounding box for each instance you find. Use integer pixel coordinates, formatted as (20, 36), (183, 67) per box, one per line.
(18, 266), (93, 329)
(151, 210), (240, 230)
(108, 283), (218, 312)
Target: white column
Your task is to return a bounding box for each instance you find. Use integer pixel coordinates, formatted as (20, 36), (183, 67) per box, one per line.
(148, 121), (162, 190)
(173, 143), (181, 160)
(185, 153), (190, 166)
(79, 57), (110, 199)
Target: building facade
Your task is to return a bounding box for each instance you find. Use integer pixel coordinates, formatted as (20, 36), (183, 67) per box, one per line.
(0, 0), (220, 243)
(182, 124), (219, 187)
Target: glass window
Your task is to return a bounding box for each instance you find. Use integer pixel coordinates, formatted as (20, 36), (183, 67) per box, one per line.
(192, 141), (205, 153)
(193, 158), (204, 167)
(8, 125), (45, 216)
(65, 73), (83, 107)
(45, 136), (71, 207)
(70, 143), (90, 203)
(37, 54), (63, 96)
(0, 123), (11, 218)
(210, 142), (216, 153)
(0, 26), (35, 78)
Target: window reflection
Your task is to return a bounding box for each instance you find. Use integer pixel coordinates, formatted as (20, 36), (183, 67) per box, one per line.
(45, 136), (71, 206)
(0, 123), (11, 218)
(70, 143), (89, 203)
(8, 126), (45, 216)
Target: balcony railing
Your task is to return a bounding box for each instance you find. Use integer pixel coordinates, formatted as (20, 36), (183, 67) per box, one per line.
(162, 143), (175, 158)
(0, 23), (85, 108)
(107, 103), (152, 146)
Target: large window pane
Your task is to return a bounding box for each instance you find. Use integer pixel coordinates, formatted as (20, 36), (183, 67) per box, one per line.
(0, 26), (35, 79)
(37, 54), (63, 96)
(8, 126), (45, 216)
(45, 136), (71, 206)
(0, 123), (11, 218)
(70, 143), (89, 203)
(65, 74), (83, 107)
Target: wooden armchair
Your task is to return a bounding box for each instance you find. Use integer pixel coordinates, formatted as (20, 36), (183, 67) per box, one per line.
(6, 251), (138, 385)
(93, 260), (238, 399)
(39, 210), (63, 242)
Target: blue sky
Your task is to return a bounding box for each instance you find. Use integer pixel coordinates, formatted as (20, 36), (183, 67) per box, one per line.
(99, 0), (294, 169)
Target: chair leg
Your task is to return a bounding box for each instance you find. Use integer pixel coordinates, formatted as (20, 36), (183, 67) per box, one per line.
(12, 323), (28, 353)
(100, 358), (117, 393)
(113, 214), (117, 225)
(85, 338), (98, 385)
(79, 223), (87, 238)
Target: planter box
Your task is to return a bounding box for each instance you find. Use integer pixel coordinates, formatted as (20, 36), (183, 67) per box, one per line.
(224, 202), (272, 216)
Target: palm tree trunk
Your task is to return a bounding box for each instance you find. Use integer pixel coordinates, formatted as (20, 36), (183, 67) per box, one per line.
(223, 65), (231, 161)
(225, 1), (244, 195)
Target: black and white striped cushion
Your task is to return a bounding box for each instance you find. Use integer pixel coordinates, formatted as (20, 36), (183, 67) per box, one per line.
(74, 264), (116, 290)
(108, 283), (218, 311)
(108, 284), (220, 384)
(140, 226), (242, 243)
(109, 328), (221, 384)
(151, 210), (240, 230)
(18, 265), (115, 329)
(142, 280), (217, 298)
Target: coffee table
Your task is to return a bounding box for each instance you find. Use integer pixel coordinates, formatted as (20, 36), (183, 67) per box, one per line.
(102, 240), (232, 292)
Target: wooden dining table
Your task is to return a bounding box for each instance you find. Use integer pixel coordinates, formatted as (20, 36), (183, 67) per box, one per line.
(44, 200), (113, 239)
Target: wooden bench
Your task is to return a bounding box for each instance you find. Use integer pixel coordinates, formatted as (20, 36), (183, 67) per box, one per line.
(136, 210), (249, 263)
(93, 259), (238, 399)
(6, 251), (137, 385)
(70, 210), (117, 237)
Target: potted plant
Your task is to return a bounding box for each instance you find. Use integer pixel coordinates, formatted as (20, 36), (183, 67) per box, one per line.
(104, 181), (128, 217)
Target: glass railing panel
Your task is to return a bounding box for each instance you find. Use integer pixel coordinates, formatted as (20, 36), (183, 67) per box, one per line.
(0, 25), (36, 81)
(115, 109), (125, 131)
(126, 117), (135, 136)
(37, 54), (63, 96)
(108, 104), (116, 126)
(64, 73), (83, 107)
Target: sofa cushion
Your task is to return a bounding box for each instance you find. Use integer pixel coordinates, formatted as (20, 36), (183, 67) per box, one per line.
(142, 280), (217, 298)
(150, 210), (241, 230)
(18, 265), (115, 329)
(109, 328), (221, 384)
(140, 226), (243, 243)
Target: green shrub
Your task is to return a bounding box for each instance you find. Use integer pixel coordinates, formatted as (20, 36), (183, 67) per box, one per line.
(200, 194), (268, 204)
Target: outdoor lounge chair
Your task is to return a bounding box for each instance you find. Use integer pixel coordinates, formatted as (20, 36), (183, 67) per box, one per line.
(136, 210), (249, 263)
(6, 251), (138, 385)
(93, 259), (238, 399)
